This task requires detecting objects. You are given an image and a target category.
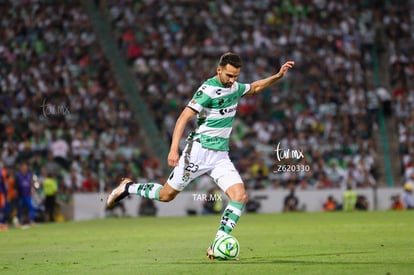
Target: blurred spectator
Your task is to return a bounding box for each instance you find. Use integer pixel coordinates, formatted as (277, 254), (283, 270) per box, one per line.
(248, 157), (269, 189)
(0, 170), (7, 230)
(322, 195), (340, 212)
(342, 184), (357, 212)
(283, 184), (299, 212)
(202, 187), (223, 215)
(81, 169), (99, 192)
(138, 198), (157, 217)
(56, 185), (73, 221)
(44, 152), (61, 177)
(43, 173), (58, 222)
(325, 160), (346, 186)
(390, 194), (404, 210)
(355, 195), (369, 211)
(376, 86), (392, 117)
(315, 172), (335, 189)
(402, 183), (414, 209)
(49, 132), (71, 171)
(2, 167), (18, 225)
(245, 195), (261, 213)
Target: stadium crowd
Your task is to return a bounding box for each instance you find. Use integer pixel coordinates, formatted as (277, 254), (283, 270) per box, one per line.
(385, 2), (414, 187)
(0, 0), (162, 224)
(104, 0), (396, 190)
(1, 0), (414, 225)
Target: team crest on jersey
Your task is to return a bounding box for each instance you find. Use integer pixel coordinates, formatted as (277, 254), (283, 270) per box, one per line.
(195, 90), (203, 98)
(182, 172), (191, 182)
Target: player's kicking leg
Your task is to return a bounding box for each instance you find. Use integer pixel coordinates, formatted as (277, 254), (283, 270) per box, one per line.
(106, 178), (179, 208)
(106, 178), (133, 208)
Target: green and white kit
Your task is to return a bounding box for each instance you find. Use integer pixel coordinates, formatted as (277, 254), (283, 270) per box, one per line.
(167, 77), (251, 192)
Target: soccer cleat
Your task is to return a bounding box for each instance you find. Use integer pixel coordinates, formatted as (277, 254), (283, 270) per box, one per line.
(206, 241), (240, 261)
(106, 178), (133, 208)
(206, 245), (215, 260)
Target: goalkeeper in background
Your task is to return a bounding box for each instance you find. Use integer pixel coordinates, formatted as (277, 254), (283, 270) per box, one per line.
(107, 52), (294, 259)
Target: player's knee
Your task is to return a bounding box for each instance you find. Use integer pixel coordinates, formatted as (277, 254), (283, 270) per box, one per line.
(232, 192), (248, 204)
(159, 195), (175, 202)
(241, 192), (248, 204)
(159, 189), (178, 202)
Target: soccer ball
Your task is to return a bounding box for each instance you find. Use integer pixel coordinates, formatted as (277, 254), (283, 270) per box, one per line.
(212, 234), (240, 260)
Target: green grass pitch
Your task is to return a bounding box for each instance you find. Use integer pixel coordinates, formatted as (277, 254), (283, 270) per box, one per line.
(1, 211), (413, 275)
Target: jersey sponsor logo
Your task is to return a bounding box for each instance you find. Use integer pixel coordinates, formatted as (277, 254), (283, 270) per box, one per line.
(219, 106), (237, 115)
(202, 136), (221, 144)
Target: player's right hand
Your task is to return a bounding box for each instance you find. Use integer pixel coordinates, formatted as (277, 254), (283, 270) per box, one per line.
(168, 151), (179, 167)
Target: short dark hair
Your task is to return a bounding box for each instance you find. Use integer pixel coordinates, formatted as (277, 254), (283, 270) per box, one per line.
(218, 52), (242, 68)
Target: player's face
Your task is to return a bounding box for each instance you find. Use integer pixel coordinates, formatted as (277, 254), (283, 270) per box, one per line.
(217, 64), (240, 88)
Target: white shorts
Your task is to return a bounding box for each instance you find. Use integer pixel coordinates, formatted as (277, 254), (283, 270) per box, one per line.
(167, 141), (243, 192)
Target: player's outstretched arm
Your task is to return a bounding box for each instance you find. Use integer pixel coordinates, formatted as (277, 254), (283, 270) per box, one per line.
(246, 61), (295, 96)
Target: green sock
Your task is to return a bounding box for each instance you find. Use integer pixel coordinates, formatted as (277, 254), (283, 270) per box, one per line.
(128, 183), (162, 201)
(216, 200), (245, 238)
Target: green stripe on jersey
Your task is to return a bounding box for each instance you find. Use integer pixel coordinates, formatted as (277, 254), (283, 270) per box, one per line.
(200, 134), (229, 151)
(208, 93), (239, 109)
(192, 89), (212, 106)
(237, 83), (247, 97)
(206, 116), (234, 128)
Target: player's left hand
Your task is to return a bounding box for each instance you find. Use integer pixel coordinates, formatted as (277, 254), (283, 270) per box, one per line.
(278, 61), (295, 77)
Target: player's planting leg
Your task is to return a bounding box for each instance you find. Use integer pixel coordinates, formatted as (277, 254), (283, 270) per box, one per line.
(207, 183), (247, 259)
(216, 200), (245, 238)
(206, 200), (245, 259)
(216, 182), (247, 237)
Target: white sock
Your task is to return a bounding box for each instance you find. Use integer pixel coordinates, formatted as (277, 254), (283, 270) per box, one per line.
(128, 183), (138, 194)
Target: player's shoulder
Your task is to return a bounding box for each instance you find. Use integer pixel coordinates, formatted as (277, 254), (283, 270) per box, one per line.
(199, 77), (244, 98)
(198, 77), (222, 97)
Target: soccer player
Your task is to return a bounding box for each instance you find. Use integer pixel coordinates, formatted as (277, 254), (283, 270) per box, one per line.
(107, 52), (294, 259)
(15, 163), (36, 226)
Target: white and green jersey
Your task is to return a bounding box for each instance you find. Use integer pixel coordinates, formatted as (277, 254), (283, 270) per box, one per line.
(187, 77), (251, 151)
